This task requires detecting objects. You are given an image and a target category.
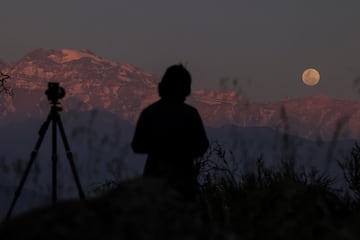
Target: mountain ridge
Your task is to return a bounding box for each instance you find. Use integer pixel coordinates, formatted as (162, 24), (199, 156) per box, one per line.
(1, 48), (360, 140)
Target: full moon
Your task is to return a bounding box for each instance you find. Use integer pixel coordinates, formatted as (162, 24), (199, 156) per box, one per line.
(302, 68), (320, 86)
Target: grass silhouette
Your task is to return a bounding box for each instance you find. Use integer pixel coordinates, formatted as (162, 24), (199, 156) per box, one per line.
(196, 140), (360, 240)
(76, 140), (360, 240)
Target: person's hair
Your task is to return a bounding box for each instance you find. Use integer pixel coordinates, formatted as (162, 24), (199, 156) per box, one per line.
(158, 64), (191, 101)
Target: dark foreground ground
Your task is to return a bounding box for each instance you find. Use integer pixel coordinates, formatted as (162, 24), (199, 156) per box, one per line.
(0, 177), (230, 240)
(1, 175), (360, 240)
(3, 142), (360, 240)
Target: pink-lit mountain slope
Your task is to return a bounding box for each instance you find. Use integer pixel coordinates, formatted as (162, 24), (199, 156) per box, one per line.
(0, 48), (360, 140)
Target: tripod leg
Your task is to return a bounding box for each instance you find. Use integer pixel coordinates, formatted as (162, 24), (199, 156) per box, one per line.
(56, 114), (85, 200)
(52, 113), (58, 204)
(6, 116), (51, 220)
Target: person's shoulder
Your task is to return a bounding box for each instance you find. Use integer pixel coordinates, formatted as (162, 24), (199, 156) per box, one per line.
(142, 100), (161, 112)
(139, 100), (165, 118)
(183, 103), (200, 114)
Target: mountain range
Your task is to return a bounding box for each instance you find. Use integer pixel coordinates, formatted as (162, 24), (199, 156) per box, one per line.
(1, 48), (360, 140)
(1, 48), (360, 218)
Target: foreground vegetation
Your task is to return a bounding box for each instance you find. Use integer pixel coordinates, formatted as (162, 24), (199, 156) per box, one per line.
(4, 140), (360, 239)
(86, 141), (360, 239)
(194, 142), (360, 239)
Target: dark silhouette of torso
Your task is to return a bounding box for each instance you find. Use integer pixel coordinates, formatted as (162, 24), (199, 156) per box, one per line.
(131, 64), (209, 199)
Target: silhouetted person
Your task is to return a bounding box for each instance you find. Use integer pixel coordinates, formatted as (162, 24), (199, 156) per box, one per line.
(132, 64), (209, 200)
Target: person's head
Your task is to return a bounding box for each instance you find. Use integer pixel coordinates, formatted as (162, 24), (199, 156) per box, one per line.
(158, 64), (191, 102)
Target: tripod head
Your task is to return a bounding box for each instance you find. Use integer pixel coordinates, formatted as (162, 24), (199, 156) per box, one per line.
(45, 82), (65, 105)
(50, 104), (63, 112)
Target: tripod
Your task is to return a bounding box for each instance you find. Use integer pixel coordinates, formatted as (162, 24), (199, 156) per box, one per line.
(6, 102), (85, 220)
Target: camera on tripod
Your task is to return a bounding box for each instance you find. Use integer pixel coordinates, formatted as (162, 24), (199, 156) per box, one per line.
(45, 82), (65, 103)
(6, 81), (85, 221)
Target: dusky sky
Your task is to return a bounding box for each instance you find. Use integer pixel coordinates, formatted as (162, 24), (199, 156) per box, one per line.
(1, 0), (360, 101)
